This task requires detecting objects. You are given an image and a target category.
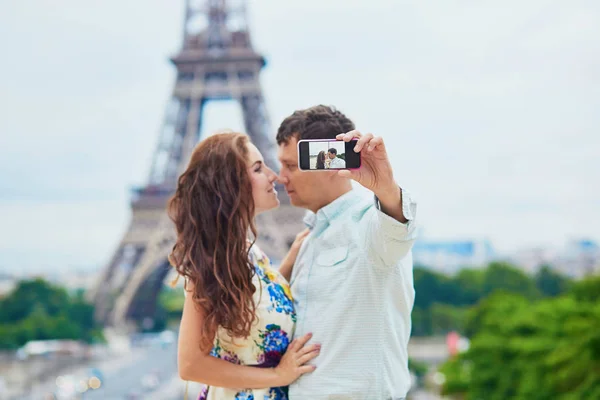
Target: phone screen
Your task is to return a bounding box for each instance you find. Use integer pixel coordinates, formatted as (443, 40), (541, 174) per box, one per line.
(298, 139), (361, 171)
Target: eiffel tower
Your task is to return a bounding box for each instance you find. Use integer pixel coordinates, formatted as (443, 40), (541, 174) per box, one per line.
(89, 0), (305, 330)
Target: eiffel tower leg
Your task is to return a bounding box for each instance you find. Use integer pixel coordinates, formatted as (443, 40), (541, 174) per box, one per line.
(87, 243), (124, 321)
(90, 238), (148, 322)
(110, 216), (176, 329)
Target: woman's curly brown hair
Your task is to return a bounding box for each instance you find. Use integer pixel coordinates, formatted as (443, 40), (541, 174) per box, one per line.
(168, 132), (258, 351)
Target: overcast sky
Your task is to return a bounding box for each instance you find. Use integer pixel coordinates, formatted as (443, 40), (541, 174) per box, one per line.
(1, 0), (598, 274)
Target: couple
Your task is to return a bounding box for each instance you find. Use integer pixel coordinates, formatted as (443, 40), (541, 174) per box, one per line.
(171, 105), (417, 400)
(316, 148), (345, 169)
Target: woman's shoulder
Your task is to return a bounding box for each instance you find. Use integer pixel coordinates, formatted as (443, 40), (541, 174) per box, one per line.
(249, 244), (289, 284)
(249, 243), (271, 265)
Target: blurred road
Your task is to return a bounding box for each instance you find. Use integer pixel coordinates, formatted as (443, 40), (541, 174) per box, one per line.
(15, 333), (179, 400)
(82, 344), (177, 400)
(10, 333), (447, 400)
(411, 390), (444, 399)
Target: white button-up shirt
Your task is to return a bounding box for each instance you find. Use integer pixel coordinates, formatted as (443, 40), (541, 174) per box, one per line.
(328, 157), (346, 169)
(288, 188), (417, 400)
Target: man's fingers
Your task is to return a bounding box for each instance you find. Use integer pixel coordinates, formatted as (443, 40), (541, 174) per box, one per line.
(367, 136), (384, 152)
(337, 169), (359, 180)
(336, 131), (384, 153)
(354, 133), (373, 153)
(336, 130), (362, 142)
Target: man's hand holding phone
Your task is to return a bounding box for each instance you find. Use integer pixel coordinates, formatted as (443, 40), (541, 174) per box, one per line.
(335, 131), (398, 198)
(297, 138), (361, 171)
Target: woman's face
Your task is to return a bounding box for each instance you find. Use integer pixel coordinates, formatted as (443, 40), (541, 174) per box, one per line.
(246, 142), (279, 215)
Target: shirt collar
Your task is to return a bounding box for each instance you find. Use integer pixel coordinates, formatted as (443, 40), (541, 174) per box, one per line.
(302, 189), (363, 231)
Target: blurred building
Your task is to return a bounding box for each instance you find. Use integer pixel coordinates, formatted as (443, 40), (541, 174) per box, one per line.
(412, 239), (496, 274)
(413, 235), (600, 279)
(550, 239), (599, 278)
(0, 272), (16, 296)
(508, 238), (600, 278)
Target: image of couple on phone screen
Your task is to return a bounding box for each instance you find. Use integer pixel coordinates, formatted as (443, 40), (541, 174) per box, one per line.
(311, 141), (346, 170)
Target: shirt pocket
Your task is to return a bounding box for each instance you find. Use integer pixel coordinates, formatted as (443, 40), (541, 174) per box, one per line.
(316, 245), (349, 267)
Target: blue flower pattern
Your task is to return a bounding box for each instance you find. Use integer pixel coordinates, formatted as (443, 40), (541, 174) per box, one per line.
(262, 324), (289, 353)
(234, 391), (254, 400)
(267, 284), (295, 316)
(254, 264), (295, 322)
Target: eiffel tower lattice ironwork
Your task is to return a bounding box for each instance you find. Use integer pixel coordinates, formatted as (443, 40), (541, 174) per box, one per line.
(89, 0), (305, 329)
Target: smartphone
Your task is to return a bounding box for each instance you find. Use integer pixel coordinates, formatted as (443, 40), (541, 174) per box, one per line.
(297, 138), (361, 171)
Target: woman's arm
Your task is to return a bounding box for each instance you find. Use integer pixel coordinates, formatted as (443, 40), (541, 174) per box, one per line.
(178, 283), (319, 388)
(278, 229), (310, 282)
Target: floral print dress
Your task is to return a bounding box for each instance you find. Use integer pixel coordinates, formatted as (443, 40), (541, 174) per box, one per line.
(198, 245), (296, 400)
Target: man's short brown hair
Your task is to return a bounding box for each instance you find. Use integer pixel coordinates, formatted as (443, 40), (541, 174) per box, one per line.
(276, 105), (355, 145)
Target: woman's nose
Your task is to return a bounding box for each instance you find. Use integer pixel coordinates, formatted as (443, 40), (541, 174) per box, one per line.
(268, 169), (278, 182)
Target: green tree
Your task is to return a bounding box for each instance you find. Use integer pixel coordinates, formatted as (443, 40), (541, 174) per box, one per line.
(482, 262), (540, 300)
(0, 278), (70, 323)
(440, 277), (600, 400)
(570, 274), (600, 302)
(0, 278), (104, 349)
(159, 286), (184, 316)
(411, 262), (567, 338)
(453, 268), (484, 305)
(535, 264), (571, 297)
(430, 303), (468, 335)
(413, 267), (454, 308)
(411, 306), (432, 336)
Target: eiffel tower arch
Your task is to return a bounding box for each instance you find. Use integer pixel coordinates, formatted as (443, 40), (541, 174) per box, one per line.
(89, 0), (305, 330)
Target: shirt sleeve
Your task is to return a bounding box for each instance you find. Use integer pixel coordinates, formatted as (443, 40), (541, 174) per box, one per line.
(364, 187), (417, 267)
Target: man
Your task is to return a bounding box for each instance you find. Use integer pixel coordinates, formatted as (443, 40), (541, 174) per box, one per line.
(326, 148), (346, 169)
(276, 105), (417, 400)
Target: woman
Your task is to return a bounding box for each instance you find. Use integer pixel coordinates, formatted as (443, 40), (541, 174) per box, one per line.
(315, 151), (325, 169)
(323, 152), (332, 169)
(169, 133), (317, 400)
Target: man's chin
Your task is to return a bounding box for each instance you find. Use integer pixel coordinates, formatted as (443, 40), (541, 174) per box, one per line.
(288, 196), (305, 208)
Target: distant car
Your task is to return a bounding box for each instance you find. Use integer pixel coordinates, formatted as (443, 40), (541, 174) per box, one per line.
(87, 367), (104, 385)
(159, 330), (175, 345)
(125, 389), (141, 399)
(141, 373), (160, 391)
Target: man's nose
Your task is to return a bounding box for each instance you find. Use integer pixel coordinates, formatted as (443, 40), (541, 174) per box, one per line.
(277, 172), (288, 185)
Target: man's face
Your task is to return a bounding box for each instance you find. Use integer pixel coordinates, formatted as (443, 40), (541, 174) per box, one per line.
(328, 152), (335, 159)
(277, 137), (330, 211)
